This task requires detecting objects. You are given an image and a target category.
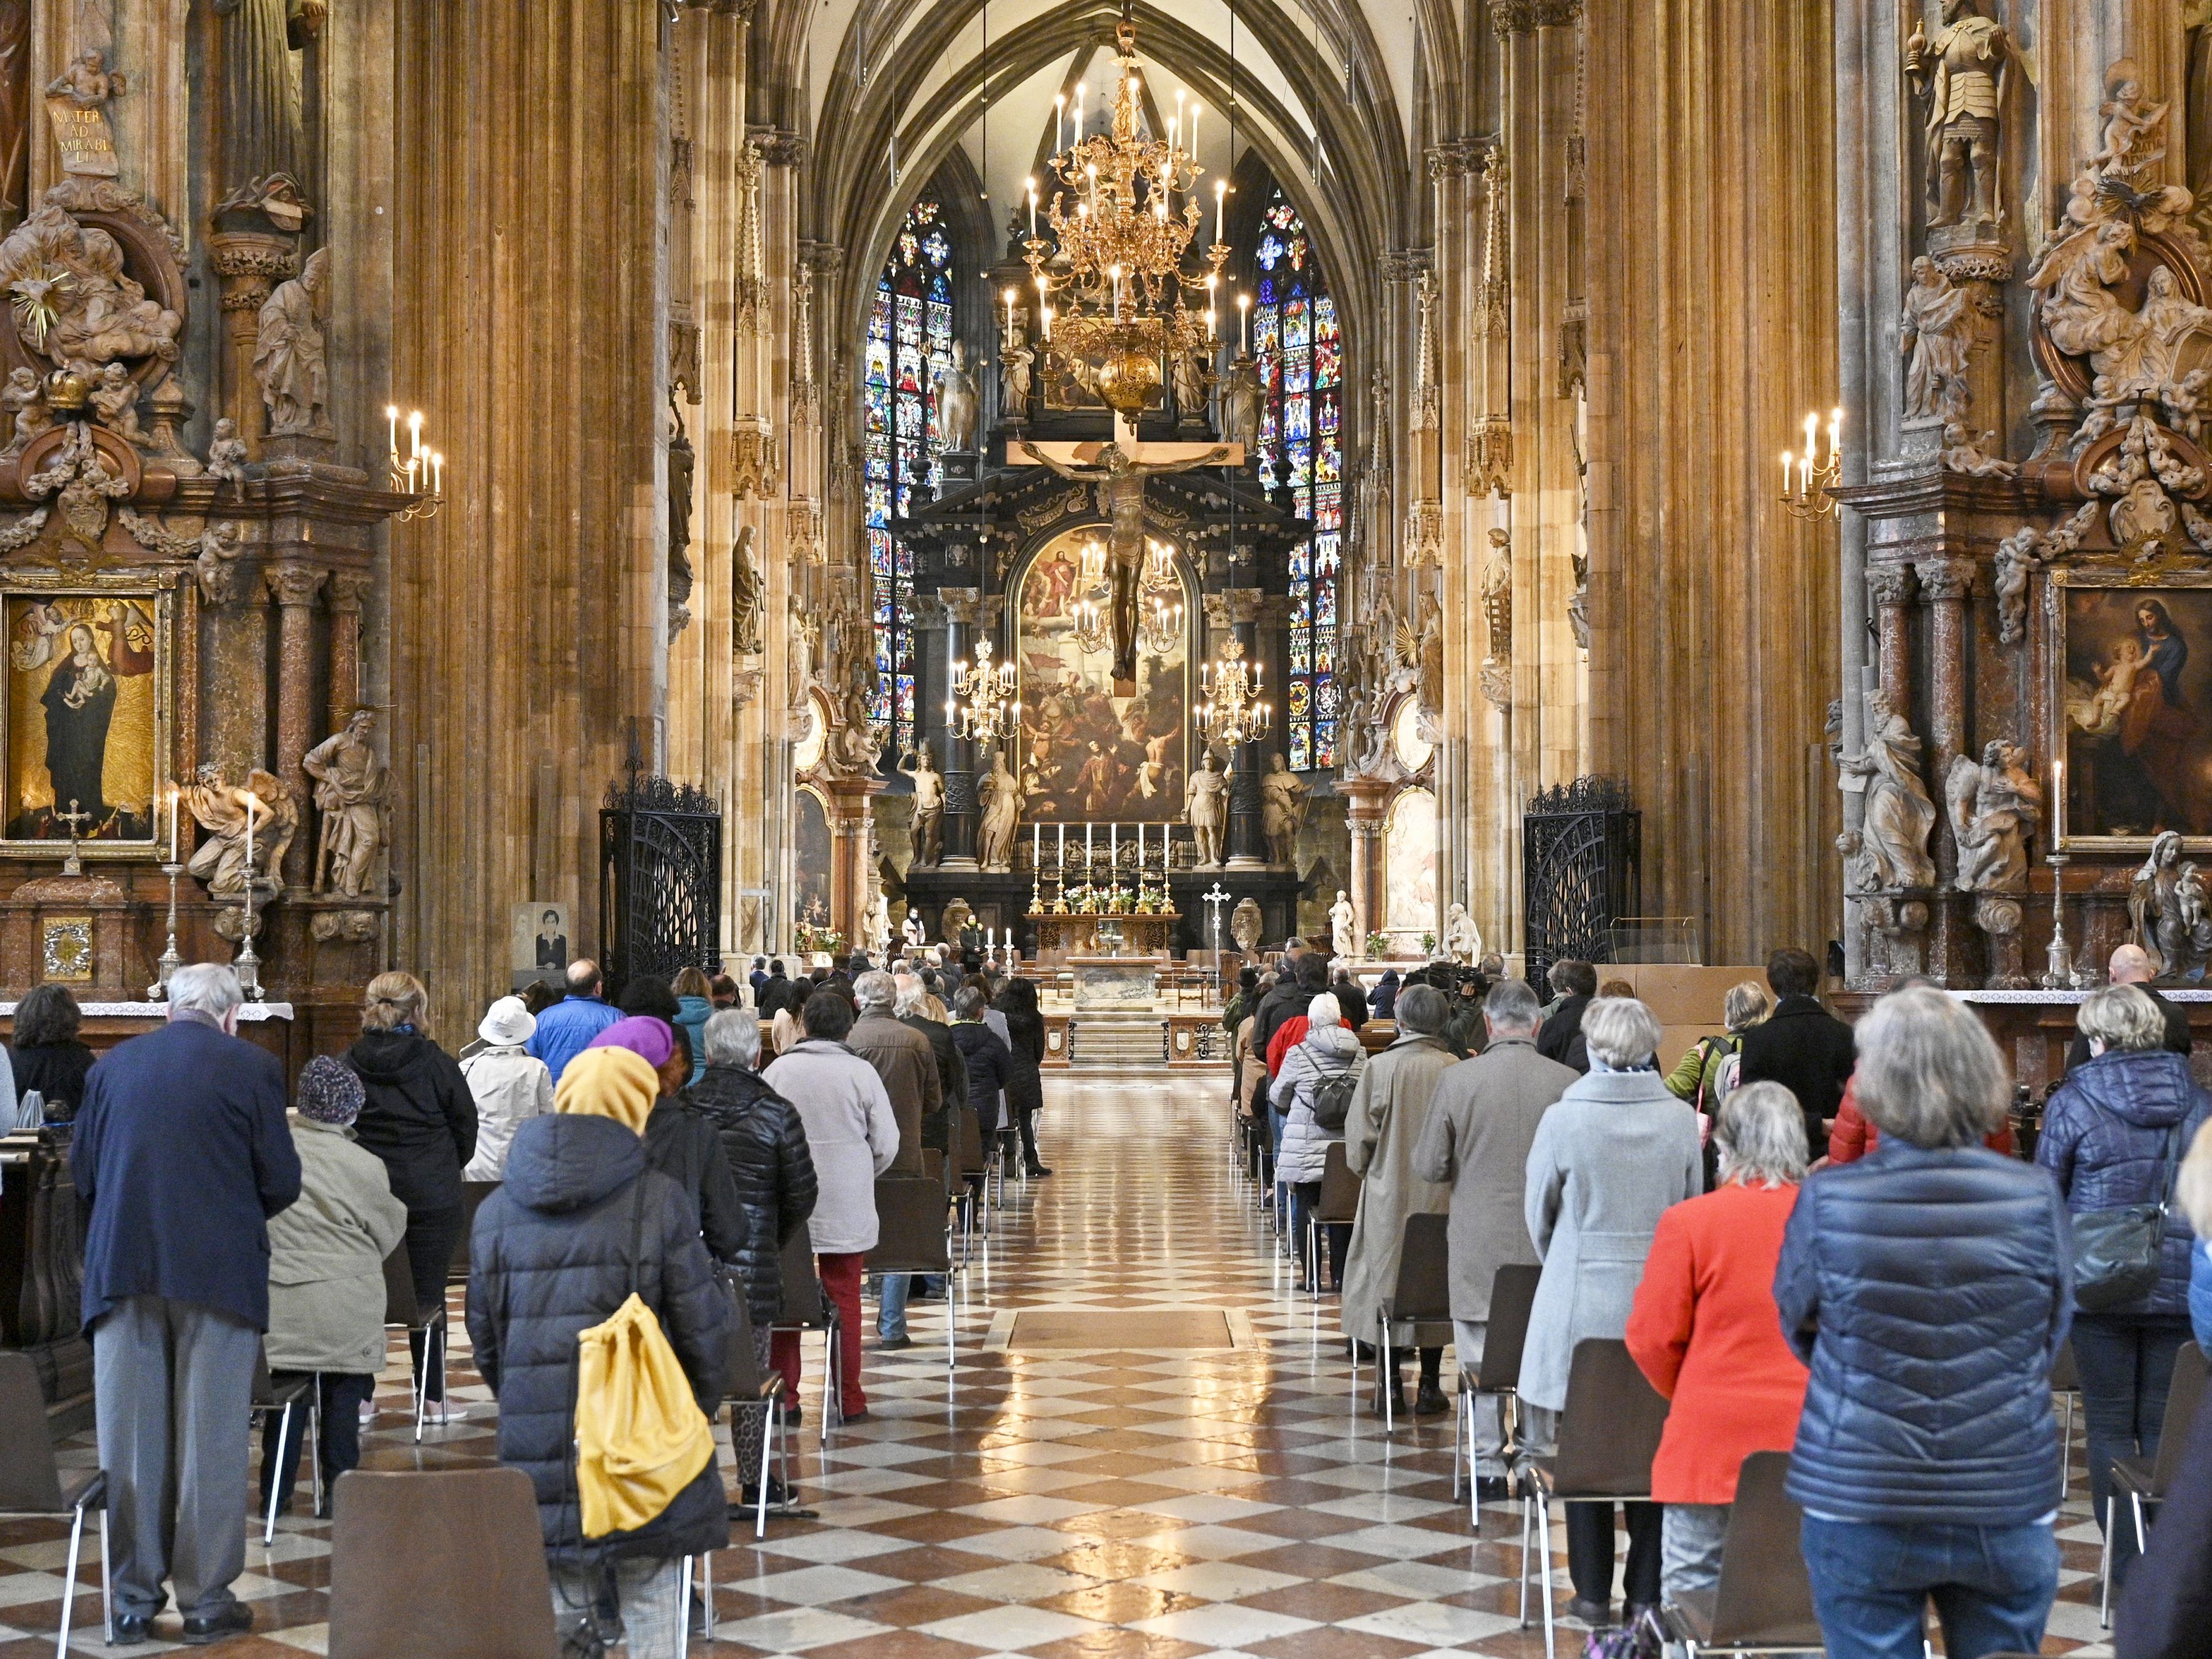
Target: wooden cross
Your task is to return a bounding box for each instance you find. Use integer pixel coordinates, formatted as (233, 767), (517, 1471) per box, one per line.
(55, 797), (91, 877)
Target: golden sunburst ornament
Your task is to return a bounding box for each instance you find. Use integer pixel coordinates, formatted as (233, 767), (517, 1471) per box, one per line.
(8, 264), (76, 354)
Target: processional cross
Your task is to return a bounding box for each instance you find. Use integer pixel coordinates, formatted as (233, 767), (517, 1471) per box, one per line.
(1203, 881), (1231, 998)
(55, 797), (91, 877)
(1011, 427), (1238, 694)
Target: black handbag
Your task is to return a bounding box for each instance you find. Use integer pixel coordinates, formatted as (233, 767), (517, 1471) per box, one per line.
(2071, 1120), (2187, 1313)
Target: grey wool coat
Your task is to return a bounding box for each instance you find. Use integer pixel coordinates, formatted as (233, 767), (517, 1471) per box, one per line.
(1410, 1035), (1580, 1323)
(1339, 1033), (1460, 1345)
(265, 1114), (411, 1374)
(761, 1039), (900, 1254)
(1519, 1067), (1702, 1412)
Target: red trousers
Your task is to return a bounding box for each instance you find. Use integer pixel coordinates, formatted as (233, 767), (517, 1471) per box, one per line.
(771, 1249), (866, 1418)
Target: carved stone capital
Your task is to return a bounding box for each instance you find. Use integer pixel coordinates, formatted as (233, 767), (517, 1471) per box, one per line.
(1866, 564), (1917, 607)
(1489, 0), (1583, 34)
(1427, 141), (1483, 180)
(749, 128), (808, 169)
(906, 593), (947, 629)
(326, 568), (375, 613)
(1223, 587), (1266, 627)
(206, 229), (298, 312)
(800, 239), (844, 275)
(941, 586), (986, 629)
(264, 562), (327, 609)
(1914, 556), (1978, 603)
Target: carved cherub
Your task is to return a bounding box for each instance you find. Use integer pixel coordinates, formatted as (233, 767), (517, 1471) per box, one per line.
(87, 362), (144, 446)
(0, 368), (47, 460)
(194, 520), (244, 604)
(205, 417), (249, 486)
(44, 49), (125, 106)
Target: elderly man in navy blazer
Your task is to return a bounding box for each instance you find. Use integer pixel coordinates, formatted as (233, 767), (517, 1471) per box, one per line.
(70, 963), (300, 1647)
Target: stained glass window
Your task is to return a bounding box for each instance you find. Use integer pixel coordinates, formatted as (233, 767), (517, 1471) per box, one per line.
(1253, 186), (1342, 772)
(864, 201), (954, 758)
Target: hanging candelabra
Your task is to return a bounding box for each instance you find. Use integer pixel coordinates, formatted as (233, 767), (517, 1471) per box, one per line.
(1778, 406), (1842, 521)
(947, 634), (1019, 746)
(1142, 594), (1183, 655)
(384, 405), (445, 522)
(1198, 637), (1270, 746)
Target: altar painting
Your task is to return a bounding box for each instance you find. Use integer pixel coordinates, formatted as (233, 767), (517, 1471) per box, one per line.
(1014, 531), (1188, 823)
(3, 588), (167, 848)
(2056, 573), (2212, 848)
(794, 786), (832, 934)
(1383, 787), (1438, 938)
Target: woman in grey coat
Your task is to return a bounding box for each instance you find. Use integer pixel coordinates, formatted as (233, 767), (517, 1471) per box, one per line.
(1521, 995), (1702, 1627)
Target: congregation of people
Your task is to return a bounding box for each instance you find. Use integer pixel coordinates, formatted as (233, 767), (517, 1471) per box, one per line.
(1232, 939), (2212, 1659)
(57, 943), (1045, 1654)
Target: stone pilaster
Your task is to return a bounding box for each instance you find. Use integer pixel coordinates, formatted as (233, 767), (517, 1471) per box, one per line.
(265, 562), (327, 889)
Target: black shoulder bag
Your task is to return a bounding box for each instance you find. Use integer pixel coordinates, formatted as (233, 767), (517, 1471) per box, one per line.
(2071, 1119), (2187, 1314)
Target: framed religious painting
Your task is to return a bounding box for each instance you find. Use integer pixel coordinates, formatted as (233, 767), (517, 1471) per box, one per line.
(2049, 567), (2212, 851)
(0, 579), (174, 857)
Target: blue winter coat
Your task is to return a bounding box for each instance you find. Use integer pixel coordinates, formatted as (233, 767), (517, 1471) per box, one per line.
(675, 996), (712, 1085)
(2037, 1047), (2211, 1319)
(466, 1112), (731, 1562)
(525, 993), (624, 1084)
(2191, 1238), (2212, 1353)
(72, 1016), (300, 1332)
(1774, 1140), (2072, 1526)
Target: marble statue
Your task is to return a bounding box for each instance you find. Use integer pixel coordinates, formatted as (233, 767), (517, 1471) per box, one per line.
(1329, 890), (1356, 961)
(1000, 337), (1033, 418)
(977, 747), (1022, 872)
(1905, 0), (2014, 231)
(731, 525), (763, 654)
(1171, 345), (1209, 426)
(1396, 592), (1445, 728)
(1945, 740), (2040, 893)
(0, 206), (180, 370)
(254, 246), (332, 437)
(193, 519), (244, 604)
(87, 360), (141, 445)
(1444, 902), (1482, 965)
(1217, 356), (1262, 450)
(666, 407), (694, 640)
(0, 366), (45, 459)
(934, 340), (979, 453)
(205, 416), (249, 487)
(865, 883), (892, 958)
(1992, 527), (2039, 645)
(303, 707), (389, 898)
(901, 744), (944, 865)
(1900, 257), (1975, 424)
(1185, 747), (1227, 867)
(2131, 829), (2212, 979)
(1260, 752), (1307, 867)
(186, 762), (295, 895)
(1230, 895), (1263, 958)
(1841, 688), (1938, 889)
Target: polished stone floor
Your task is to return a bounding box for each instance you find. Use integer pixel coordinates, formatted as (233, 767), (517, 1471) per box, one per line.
(0, 1068), (2117, 1655)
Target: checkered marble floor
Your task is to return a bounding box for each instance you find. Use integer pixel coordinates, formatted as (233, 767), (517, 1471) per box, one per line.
(0, 1069), (2119, 1656)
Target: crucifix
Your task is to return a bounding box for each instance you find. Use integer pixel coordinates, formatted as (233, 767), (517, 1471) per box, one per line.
(55, 798), (91, 877)
(1203, 880), (1231, 1000)
(1011, 428), (1238, 694)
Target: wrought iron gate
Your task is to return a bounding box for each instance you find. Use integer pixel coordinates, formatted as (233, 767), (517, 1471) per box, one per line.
(1521, 776), (1640, 989)
(600, 775), (722, 992)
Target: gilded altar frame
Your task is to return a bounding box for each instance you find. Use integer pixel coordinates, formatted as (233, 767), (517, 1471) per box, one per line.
(2046, 563), (2212, 854)
(0, 571), (180, 861)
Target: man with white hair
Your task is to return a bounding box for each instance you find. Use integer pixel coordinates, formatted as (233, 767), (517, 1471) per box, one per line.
(71, 964), (301, 1645)
(846, 969), (941, 1350)
(2065, 941), (2192, 1070)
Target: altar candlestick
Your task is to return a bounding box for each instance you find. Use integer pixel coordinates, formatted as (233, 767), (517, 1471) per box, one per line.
(244, 791), (258, 885)
(1137, 822), (1144, 869)
(1110, 822), (1118, 872)
(1033, 822), (1041, 870)
(1058, 822), (1065, 869)
(168, 786), (178, 863)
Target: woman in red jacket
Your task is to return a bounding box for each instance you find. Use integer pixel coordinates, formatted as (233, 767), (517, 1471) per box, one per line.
(1625, 1080), (1812, 1604)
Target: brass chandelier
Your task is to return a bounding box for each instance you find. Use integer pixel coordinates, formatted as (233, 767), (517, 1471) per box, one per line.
(1024, 9), (1229, 418)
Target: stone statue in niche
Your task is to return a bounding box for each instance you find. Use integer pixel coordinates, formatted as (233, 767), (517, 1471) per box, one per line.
(1839, 688), (1938, 889)
(185, 762), (296, 896)
(900, 744), (944, 866)
(1171, 345), (1209, 428)
(2130, 829), (2212, 980)
(1900, 257), (1974, 424)
(1329, 890), (1356, 960)
(304, 707), (389, 898)
(1217, 356), (1261, 451)
(730, 524), (763, 655)
(1944, 740), (2041, 892)
(1230, 895), (1263, 958)
(1260, 752), (1307, 867)
(1992, 527), (2040, 645)
(1905, 0), (2014, 233)
(1444, 902), (1482, 965)
(976, 747), (1022, 872)
(1481, 526), (1513, 710)
(253, 245), (331, 437)
(666, 404), (694, 640)
(205, 417), (249, 487)
(934, 340), (979, 453)
(1184, 747), (1226, 868)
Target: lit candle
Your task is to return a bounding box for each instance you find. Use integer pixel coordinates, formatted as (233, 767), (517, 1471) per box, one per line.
(1111, 821), (1118, 872)
(1086, 822), (1093, 864)
(244, 791), (258, 886)
(1059, 822), (1065, 867)
(1780, 451), (1792, 499)
(1799, 453), (1813, 498)
(1828, 406), (1842, 467)
(1801, 411), (1817, 463)
(1055, 93), (1065, 154)
(1027, 180), (1038, 236)
(168, 785), (178, 863)
(1075, 82), (1084, 141)
(1238, 292), (1251, 355)
(1206, 308), (1217, 340)
(1088, 163), (1098, 214)
(408, 409), (424, 461)
(1191, 102), (1201, 162)
(1035, 822), (1041, 869)
(385, 404), (399, 459)
(1005, 287), (1016, 337)
(1137, 821), (1145, 868)
(431, 452), (443, 495)
(1214, 178), (1226, 245)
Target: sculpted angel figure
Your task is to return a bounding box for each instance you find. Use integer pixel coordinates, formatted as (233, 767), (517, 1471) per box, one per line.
(1944, 739), (2042, 893)
(185, 762), (296, 896)
(0, 367), (46, 459)
(87, 362), (143, 445)
(45, 49), (124, 105)
(205, 417), (250, 487)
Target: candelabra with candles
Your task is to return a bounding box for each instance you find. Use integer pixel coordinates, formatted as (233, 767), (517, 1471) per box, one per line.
(2043, 852), (2075, 990)
(384, 405), (445, 522)
(147, 787), (184, 1001)
(947, 635), (1019, 746)
(1199, 637), (1271, 747)
(1780, 407), (1843, 521)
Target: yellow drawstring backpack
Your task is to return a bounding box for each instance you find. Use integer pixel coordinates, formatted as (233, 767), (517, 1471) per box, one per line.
(571, 1181), (715, 1537)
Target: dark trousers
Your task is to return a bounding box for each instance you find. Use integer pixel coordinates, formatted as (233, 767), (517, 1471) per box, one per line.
(1014, 1105), (1041, 1169)
(1291, 1181), (1350, 1287)
(2071, 1311), (2194, 1577)
(258, 1371), (376, 1516)
(1566, 1500), (1663, 1608)
(401, 1203), (463, 1403)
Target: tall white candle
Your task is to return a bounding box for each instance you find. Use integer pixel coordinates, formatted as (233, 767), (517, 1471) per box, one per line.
(244, 792), (257, 885)
(1055, 93), (1065, 154)
(168, 786), (178, 863)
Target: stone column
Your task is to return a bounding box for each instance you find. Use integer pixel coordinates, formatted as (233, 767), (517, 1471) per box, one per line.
(265, 562), (327, 890)
(822, 774), (883, 952)
(1223, 587), (1268, 868)
(1867, 564), (1916, 713)
(1917, 555), (1976, 981)
(939, 589), (983, 869)
(1341, 778), (1391, 958)
(325, 568), (373, 728)
(207, 232), (298, 460)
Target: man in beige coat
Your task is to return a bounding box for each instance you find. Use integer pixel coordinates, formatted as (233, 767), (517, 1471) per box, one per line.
(1340, 984), (1462, 1417)
(1412, 977), (1577, 1487)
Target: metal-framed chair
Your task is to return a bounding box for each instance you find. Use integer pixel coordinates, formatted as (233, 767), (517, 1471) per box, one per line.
(250, 1347), (320, 1543)
(1517, 1339), (1671, 1659)
(327, 1467), (557, 1659)
(869, 1178), (964, 1372)
(771, 1230), (841, 1446)
(1306, 1142), (1361, 1299)
(954, 1109), (991, 1254)
(2050, 1337), (2080, 1501)
(1660, 1452), (1823, 1657)
(1358, 1212), (1454, 1431)
(2100, 1338), (2207, 1626)
(380, 1243), (445, 1444)
(0, 1352), (108, 1657)
(723, 1289), (787, 1541)
(1454, 1263), (1542, 1518)
(448, 1180), (501, 1284)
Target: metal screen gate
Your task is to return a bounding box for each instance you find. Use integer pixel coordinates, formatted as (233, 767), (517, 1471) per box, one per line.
(600, 775), (722, 992)
(1521, 776), (1640, 989)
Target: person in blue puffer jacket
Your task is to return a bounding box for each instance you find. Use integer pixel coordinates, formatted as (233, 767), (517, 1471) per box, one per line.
(1775, 985), (2072, 1659)
(2038, 982), (2212, 1584)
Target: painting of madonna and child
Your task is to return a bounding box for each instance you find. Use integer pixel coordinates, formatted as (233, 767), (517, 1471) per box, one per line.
(1014, 537), (1188, 825)
(2062, 585), (2212, 844)
(2, 594), (164, 847)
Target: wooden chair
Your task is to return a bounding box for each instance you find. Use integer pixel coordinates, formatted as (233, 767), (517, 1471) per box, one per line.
(1361, 1212), (1454, 1431)
(1454, 1263), (1542, 1518)
(0, 1351), (107, 1657)
(327, 1468), (557, 1658)
(868, 1178), (963, 1372)
(1661, 1451), (1824, 1657)
(1518, 1339), (1671, 1659)
(1305, 1141), (1362, 1299)
(250, 1346), (319, 1543)
(723, 1291), (785, 1543)
(447, 1180), (500, 1283)
(955, 1109), (990, 1252)
(770, 1231), (840, 1445)
(380, 1243), (444, 1443)
(2101, 1339), (2208, 1626)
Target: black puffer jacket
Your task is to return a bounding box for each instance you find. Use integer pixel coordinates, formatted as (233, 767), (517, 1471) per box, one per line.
(2037, 1047), (2212, 1318)
(1775, 1141), (2071, 1526)
(643, 1099), (749, 1265)
(995, 998), (1046, 1116)
(345, 1029), (476, 1211)
(466, 1112), (730, 1562)
(950, 1020), (1014, 1131)
(901, 1014), (967, 1153)
(683, 1064), (817, 1326)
